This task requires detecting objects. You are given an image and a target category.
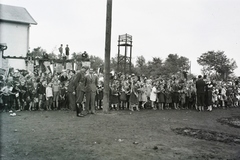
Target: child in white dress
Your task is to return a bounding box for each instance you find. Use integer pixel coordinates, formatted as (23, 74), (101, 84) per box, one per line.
(150, 82), (157, 110)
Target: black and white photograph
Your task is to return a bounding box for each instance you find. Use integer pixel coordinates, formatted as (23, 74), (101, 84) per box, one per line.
(1, 0), (240, 159)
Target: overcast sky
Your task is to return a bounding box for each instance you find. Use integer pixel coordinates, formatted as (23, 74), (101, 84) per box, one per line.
(1, 0), (240, 75)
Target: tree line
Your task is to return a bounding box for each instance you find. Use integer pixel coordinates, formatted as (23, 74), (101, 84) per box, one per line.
(29, 47), (237, 81)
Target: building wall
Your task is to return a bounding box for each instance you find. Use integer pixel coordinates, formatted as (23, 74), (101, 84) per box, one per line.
(0, 21), (30, 70)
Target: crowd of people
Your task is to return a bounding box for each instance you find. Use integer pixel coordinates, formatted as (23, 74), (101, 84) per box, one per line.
(0, 66), (240, 117)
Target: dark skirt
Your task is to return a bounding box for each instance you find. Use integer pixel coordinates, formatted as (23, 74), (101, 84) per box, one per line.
(206, 91), (213, 106)
(172, 92), (179, 103)
(120, 92), (127, 101)
(110, 94), (119, 104)
(129, 92), (138, 105)
(158, 92), (165, 103)
(96, 91), (103, 101)
(165, 92), (172, 104)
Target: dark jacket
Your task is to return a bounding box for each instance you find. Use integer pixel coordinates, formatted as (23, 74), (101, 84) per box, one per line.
(196, 79), (206, 94)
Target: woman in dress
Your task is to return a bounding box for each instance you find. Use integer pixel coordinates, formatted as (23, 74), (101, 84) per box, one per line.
(165, 80), (172, 109)
(157, 80), (165, 110)
(129, 78), (139, 111)
(119, 79), (128, 110)
(140, 80), (148, 109)
(206, 81), (213, 111)
(171, 80), (180, 110)
(110, 80), (120, 110)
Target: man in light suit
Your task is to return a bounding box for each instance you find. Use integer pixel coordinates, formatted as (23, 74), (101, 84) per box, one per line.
(84, 68), (98, 114)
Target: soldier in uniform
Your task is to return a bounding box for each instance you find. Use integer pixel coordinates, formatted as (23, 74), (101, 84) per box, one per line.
(67, 70), (76, 111)
(74, 67), (87, 117)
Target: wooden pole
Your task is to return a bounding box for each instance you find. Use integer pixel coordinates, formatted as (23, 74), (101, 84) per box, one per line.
(117, 36), (120, 72)
(124, 34), (127, 75)
(130, 41), (132, 73)
(103, 0), (112, 113)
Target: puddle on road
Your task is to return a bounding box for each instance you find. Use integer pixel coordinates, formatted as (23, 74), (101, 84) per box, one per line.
(217, 116), (240, 129)
(172, 127), (240, 145)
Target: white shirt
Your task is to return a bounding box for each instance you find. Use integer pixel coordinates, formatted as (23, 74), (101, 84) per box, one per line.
(150, 86), (157, 101)
(46, 86), (53, 98)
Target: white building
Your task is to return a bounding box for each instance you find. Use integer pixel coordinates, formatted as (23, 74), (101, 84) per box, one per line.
(0, 4), (37, 71)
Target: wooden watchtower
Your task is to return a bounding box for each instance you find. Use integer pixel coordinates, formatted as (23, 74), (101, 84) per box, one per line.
(117, 34), (132, 75)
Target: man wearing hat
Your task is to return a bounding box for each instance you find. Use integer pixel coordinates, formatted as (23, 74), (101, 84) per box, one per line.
(74, 67), (87, 117)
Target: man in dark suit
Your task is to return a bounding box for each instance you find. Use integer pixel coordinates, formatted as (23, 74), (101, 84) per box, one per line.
(85, 68), (98, 114)
(74, 67), (87, 117)
(67, 70), (76, 111)
(196, 75), (206, 111)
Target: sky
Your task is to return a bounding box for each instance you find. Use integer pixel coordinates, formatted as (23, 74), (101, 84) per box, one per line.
(1, 0), (240, 75)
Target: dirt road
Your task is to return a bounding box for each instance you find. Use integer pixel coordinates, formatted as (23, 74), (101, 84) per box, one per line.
(1, 108), (240, 160)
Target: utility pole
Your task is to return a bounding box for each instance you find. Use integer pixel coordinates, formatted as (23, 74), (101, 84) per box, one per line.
(103, 0), (112, 113)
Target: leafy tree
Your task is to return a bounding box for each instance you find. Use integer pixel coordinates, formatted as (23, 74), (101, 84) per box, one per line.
(48, 52), (58, 59)
(135, 56), (148, 76)
(147, 57), (164, 77)
(135, 56), (146, 68)
(72, 52), (83, 61)
(110, 56), (118, 72)
(30, 47), (46, 58)
(89, 55), (104, 71)
(163, 54), (190, 78)
(197, 51), (237, 80)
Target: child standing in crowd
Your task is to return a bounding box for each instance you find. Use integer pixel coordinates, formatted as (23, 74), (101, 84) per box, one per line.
(46, 83), (53, 110)
(172, 80), (180, 110)
(218, 84), (226, 109)
(157, 81), (165, 110)
(96, 81), (104, 110)
(165, 80), (172, 109)
(212, 87), (218, 108)
(140, 80), (148, 109)
(59, 83), (67, 110)
(125, 76), (132, 110)
(179, 86), (186, 109)
(1, 82), (13, 112)
(236, 93), (240, 107)
(110, 80), (120, 110)
(146, 79), (152, 109)
(25, 86), (33, 111)
(18, 81), (27, 111)
(206, 81), (213, 111)
(129, 78), (139, 111)
(150, 82), (157, 110)
(119, 80), (127, 110)
(52, 75), (60, 110)
(32, 78), (39, 110)
(37, 80), (46, 111)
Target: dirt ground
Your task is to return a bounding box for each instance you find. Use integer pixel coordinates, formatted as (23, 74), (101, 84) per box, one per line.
(1, 108), (240, 160)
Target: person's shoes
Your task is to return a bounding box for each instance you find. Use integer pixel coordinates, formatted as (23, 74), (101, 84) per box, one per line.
(77, 113), (84, 117)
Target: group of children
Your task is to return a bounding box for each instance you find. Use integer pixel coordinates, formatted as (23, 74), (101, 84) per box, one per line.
(1, 69), (240, 113)
(109, 74), (240, 112)
(0, 72), (69, 112)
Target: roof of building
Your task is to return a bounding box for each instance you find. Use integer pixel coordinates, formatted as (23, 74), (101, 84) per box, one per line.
(0, 4), (37, 25)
